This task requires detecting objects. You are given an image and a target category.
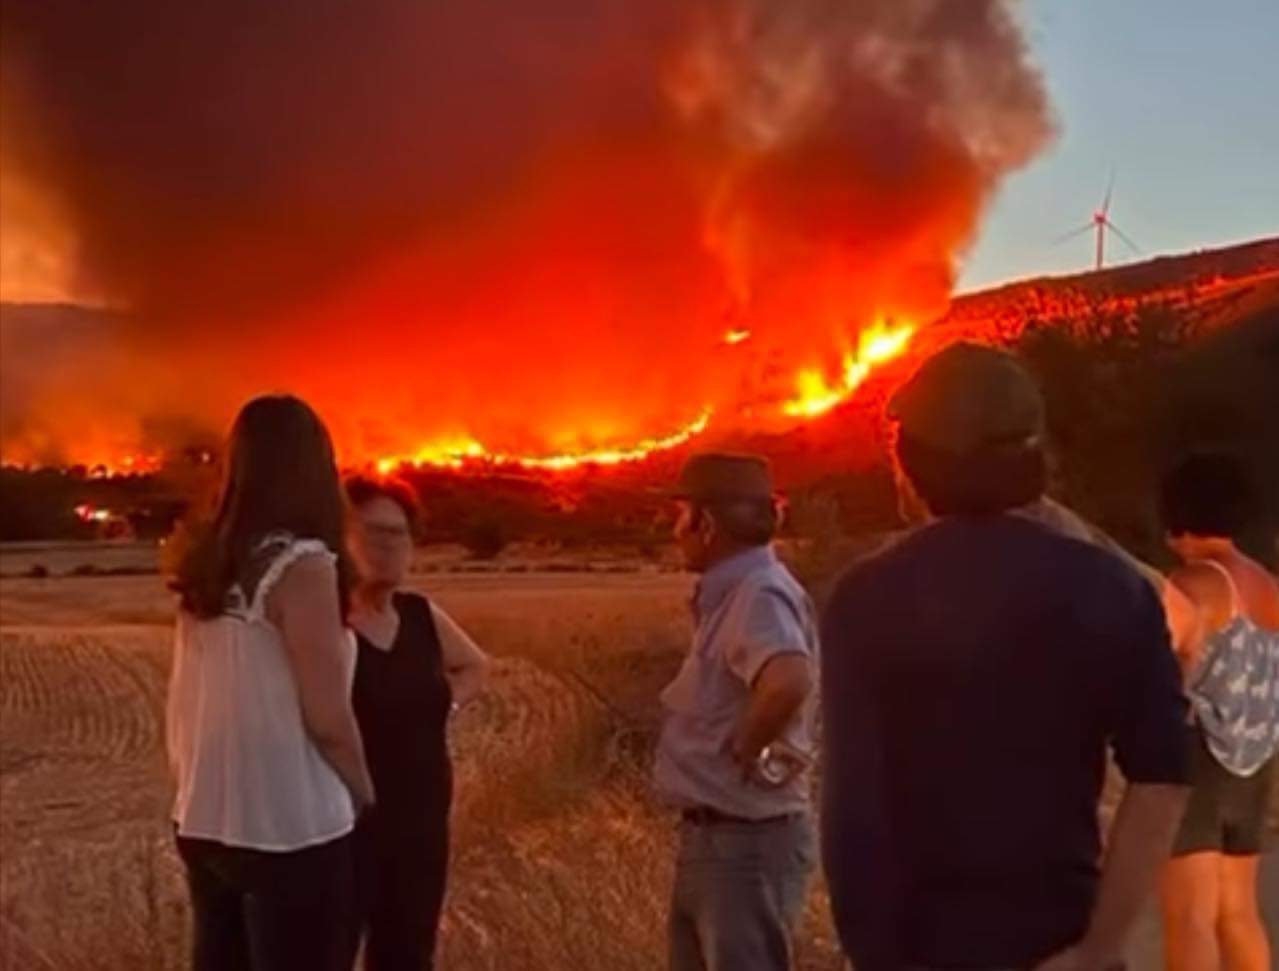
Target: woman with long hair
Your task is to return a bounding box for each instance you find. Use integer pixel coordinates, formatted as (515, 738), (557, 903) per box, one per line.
(167, 395), (375, 971)
(1159, 453), (1279, 971)
(343, 475), (489, 970)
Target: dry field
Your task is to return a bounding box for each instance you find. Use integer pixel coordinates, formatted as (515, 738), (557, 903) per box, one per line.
(2, 543), (1275, 970)
(0, 545), (842, 970)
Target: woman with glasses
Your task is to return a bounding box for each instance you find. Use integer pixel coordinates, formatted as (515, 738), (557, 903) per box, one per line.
(344, 476), (490, 970)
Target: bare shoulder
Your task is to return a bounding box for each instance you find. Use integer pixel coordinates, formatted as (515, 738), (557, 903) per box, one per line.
(267, 548), (338, 616)
(1168, 562), (1233, 627)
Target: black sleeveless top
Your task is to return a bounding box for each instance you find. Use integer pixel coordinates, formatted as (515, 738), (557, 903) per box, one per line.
(352, 592), (453, 827)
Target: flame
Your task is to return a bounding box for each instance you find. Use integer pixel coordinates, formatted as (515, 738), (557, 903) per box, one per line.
(1, 452), (162, 479)
(377, 409), (713, 474)
(74, 503), (113, 523)
(5, 314), (916, 478)
(783, 319), (916, 418)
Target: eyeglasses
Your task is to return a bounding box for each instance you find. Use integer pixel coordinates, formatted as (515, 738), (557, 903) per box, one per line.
(360, 521), (413, 543)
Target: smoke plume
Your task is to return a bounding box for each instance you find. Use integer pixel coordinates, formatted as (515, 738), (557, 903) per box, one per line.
(0, 0), (1052, 465)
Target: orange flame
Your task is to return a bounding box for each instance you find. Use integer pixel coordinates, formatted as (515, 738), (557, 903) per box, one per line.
(783, 319), (915, 419)
(376, 409), (713, 474)
(5, 317), (919, 478)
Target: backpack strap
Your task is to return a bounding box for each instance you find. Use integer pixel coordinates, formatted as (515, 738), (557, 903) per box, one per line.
(1193, 559), (1242, 619)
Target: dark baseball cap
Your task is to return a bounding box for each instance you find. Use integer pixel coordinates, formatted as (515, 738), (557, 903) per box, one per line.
(888, 342), (1045, 454)
(667, 452), (775, 503)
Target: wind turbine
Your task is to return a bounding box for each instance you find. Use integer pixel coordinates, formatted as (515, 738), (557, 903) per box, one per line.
(1055, 174), (1140, 270)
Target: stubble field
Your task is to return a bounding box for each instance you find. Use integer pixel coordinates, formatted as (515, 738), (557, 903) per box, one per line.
(1, 543), (1274, 969)
(0, 544), (843, 970)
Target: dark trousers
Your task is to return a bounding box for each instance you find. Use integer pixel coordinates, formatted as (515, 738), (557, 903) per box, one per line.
(355, 808), (449, 971)
(175, 830), (357, 971)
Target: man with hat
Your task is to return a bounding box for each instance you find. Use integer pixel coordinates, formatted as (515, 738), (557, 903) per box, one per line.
(655, 452), (821, 971)
(819, 342), (1191, 971)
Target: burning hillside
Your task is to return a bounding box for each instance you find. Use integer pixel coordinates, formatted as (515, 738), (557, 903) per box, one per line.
(1, 1), (1051, 472)
(4, 236), (1275, 484)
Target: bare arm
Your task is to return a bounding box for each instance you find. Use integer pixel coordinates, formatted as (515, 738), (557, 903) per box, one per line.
(1161, 579), (1204, 678)
(431, 603), (490, 708)
(730, 653), (813, 771)
(272, 555), (375, 812)
(1037, 784), (1189, 969)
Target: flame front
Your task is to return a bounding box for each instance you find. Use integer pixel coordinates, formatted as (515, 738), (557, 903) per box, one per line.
(783, 320), (916, 419)
(376, 409), (713, 474)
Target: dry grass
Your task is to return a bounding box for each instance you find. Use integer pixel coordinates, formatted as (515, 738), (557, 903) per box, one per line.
(0, 561), (844, 971)
(7, 549), (1274, 970)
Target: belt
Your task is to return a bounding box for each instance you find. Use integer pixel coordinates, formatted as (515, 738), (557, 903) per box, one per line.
(681, 806), (798, 827)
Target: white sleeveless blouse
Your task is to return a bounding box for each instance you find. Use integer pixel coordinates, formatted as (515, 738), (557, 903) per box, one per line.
(166, 536), (357, 850)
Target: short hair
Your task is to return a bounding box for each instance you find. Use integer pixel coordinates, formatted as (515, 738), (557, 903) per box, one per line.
(692, 496), (779, 546)
(1159, 452), (1256, 538)
(895, 432), (1046, 517)
(345, 475), (421, 531)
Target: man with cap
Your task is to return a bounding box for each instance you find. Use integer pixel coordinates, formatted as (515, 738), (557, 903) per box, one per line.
(820, 342), (1191, 971)
(655, 452), (820, 971)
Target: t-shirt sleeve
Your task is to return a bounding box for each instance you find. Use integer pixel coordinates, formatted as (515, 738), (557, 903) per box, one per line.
(723, 586), (813, 686)
(1109, 579), (1190, 785)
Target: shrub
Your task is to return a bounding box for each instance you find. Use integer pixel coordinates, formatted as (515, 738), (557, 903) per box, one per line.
(459, 517), (511, 560)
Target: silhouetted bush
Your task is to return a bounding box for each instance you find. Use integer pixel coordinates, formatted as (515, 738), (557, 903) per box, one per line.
(459, 517), (512, 560)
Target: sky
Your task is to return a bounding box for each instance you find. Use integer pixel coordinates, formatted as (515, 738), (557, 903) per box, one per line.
(957, 0), (1279, 291)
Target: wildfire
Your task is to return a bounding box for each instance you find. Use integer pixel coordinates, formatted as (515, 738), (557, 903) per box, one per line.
(376, 409), (713, 474)
(6, 315), (920, 479)
(1, 453), (162, 480)
(88, 454), (163, 478)
(74, 503), (113, 523)
(376, 318), (915, 474)
(783, 320), (916, 419)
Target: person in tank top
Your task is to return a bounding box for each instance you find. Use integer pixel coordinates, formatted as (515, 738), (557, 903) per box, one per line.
(1159, 453), (1279, 971)
(344, 476), (490, 971)
(166, 395), (376, 971)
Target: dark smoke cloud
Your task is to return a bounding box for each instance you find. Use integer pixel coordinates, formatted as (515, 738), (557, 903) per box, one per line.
(0, 0), (1052, 463)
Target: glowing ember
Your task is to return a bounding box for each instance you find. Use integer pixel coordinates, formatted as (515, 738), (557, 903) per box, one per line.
(74, 503), (113, 523)
(377, 410), (713, 474)
(724, 329), (753, 346)
(783, 320), (916, 418)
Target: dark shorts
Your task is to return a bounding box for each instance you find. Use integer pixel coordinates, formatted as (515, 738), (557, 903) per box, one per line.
(1172, 728), (1276, 858)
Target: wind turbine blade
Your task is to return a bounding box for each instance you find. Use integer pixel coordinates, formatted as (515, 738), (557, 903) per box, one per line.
(1052, 223), (1095, 245)
(1102, 168), (1115, 216)
(1105, 220), (1140, 253)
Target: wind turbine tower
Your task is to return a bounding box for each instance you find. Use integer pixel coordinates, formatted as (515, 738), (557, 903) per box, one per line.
(1056, 175), (1140, 270)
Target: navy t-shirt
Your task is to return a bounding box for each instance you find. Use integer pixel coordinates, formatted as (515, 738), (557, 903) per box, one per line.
(820, 515), (1188, 970)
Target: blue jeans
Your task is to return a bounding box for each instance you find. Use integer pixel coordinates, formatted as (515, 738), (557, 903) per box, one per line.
(669, 813), (817, 971)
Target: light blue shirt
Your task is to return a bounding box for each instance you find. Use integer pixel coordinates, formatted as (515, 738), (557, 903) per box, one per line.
(654, 546), (820, 818)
